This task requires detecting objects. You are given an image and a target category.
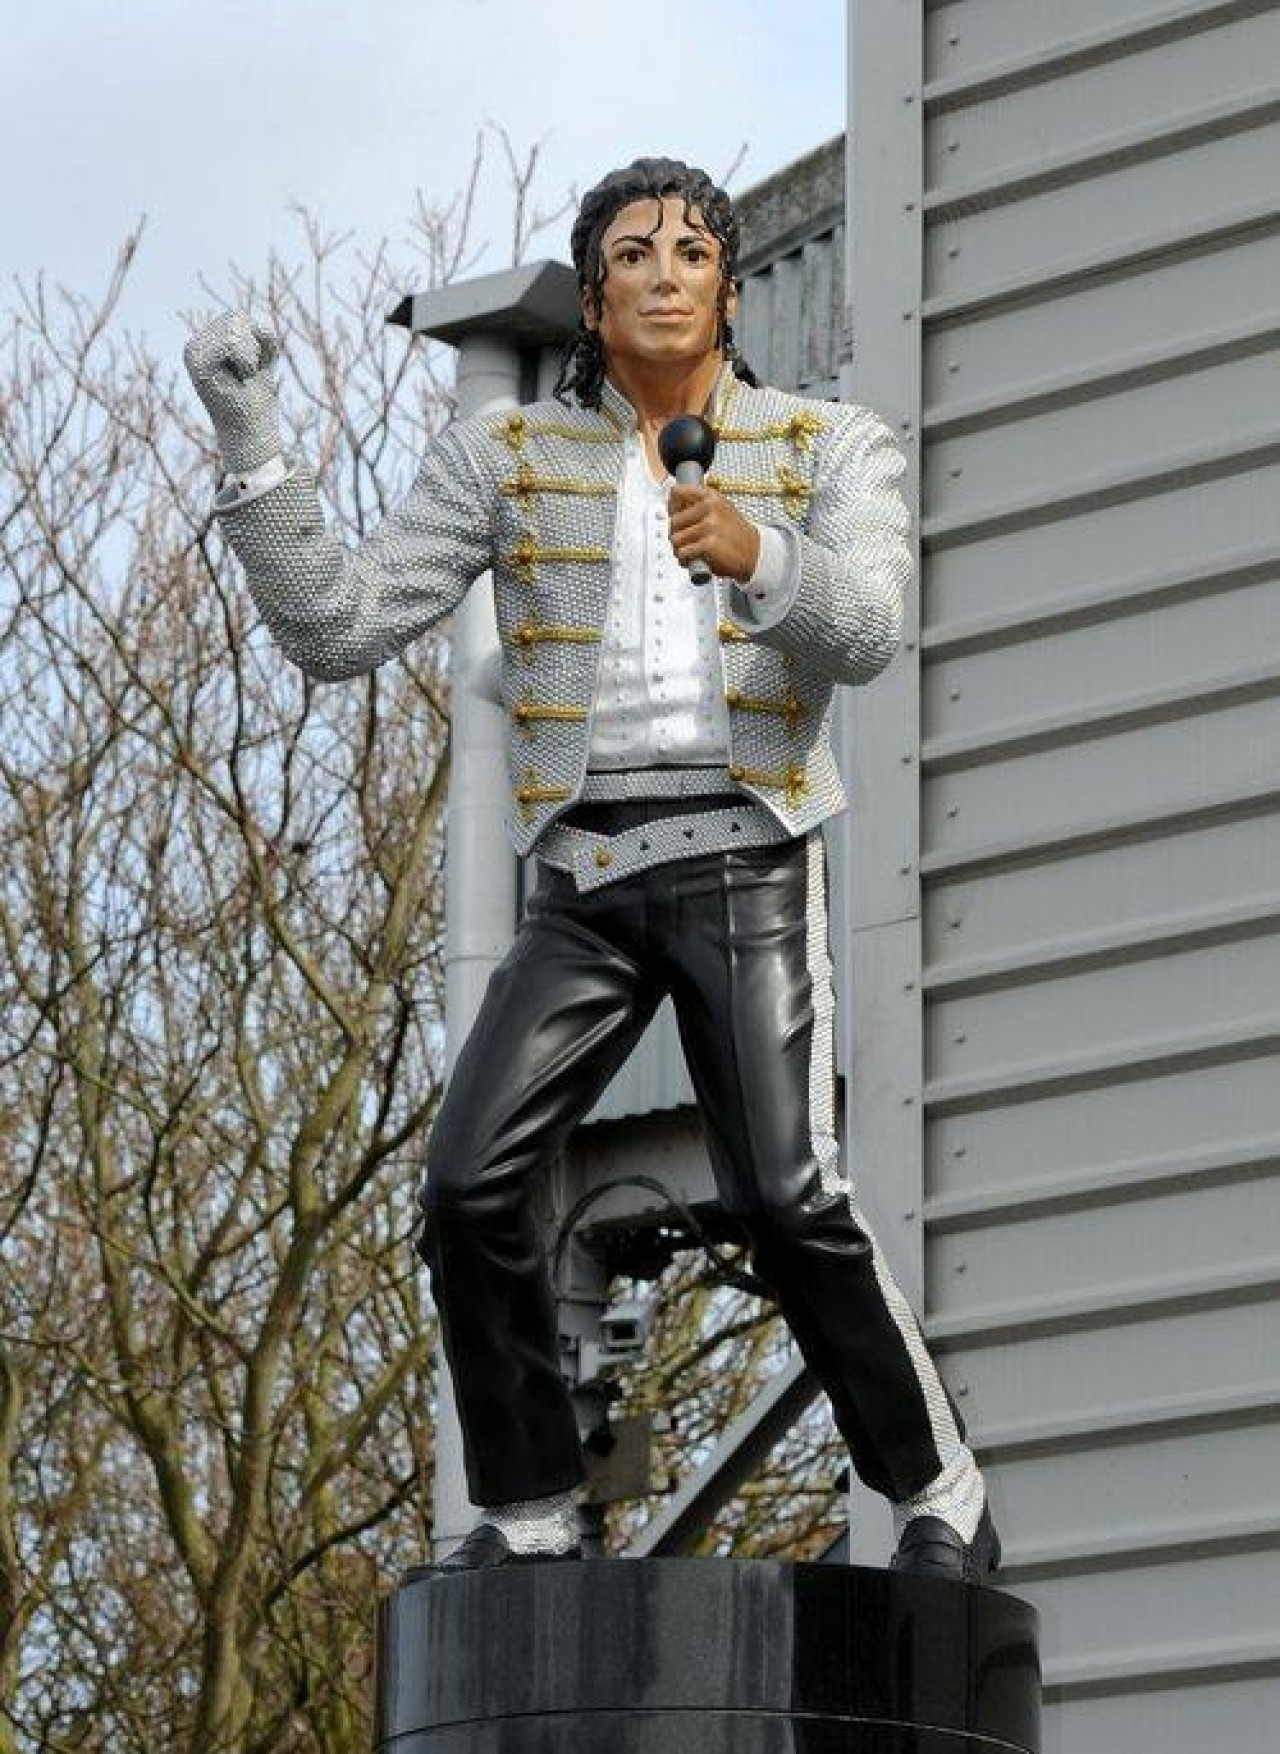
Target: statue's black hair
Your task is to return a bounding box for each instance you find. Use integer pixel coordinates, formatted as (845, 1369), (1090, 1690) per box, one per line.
(554, 157), (760, 408)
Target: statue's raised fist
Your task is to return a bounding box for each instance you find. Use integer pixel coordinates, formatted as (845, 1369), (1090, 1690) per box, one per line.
(185, 311), (278, 385)
(183, 311), (284, 474)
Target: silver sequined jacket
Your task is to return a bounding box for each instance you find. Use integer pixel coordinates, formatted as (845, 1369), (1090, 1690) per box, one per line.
(215, 370), (911, 878)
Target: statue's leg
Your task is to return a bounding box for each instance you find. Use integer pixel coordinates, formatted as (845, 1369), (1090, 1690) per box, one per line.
(417, 864), (660, 1508)
(663, 834), (977, 1512)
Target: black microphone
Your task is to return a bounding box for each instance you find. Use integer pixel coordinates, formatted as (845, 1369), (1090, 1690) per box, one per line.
(658, 415), (718, 585)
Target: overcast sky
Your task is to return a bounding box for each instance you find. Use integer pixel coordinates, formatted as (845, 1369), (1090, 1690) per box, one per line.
(6, 0), (847, 357)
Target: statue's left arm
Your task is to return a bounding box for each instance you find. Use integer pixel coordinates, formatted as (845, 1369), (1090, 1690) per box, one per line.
(729, 406), (911, 687)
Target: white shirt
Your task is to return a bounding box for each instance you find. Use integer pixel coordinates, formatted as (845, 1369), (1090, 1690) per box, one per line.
(588, 432), (800, 770)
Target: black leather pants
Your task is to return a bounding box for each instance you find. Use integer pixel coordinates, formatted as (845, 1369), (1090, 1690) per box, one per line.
(416, 827), (963, 1508)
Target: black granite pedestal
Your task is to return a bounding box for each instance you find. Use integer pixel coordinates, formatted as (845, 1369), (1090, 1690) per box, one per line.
(375, 1558), (1040, 1752)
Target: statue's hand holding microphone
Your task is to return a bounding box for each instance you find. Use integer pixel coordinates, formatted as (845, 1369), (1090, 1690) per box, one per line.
(659, 416), (761, 587)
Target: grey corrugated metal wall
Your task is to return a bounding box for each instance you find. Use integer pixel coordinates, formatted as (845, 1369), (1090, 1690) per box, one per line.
(849, 1), (1280, 1747)
(583, 138), (850, 1123)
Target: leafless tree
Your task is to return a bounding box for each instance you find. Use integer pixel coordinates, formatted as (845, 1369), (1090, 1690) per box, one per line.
(0, 194), (462, 1751)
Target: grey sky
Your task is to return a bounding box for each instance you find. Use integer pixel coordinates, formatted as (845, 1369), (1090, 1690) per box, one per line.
(6, 0), (846, 355)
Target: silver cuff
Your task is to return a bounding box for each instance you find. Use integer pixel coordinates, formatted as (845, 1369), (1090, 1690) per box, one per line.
(214, 453), (292, 512)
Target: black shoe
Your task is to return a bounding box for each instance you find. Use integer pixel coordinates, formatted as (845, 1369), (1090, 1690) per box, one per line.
(889, 1504), (1001, 1583)
(402, 1521), (584, 1582)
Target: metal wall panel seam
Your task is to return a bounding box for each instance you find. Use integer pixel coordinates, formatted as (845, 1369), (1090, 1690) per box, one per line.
(1009, 1509), (1280, 1577)
(801, 237), (838, 388)
(920, 781), (1280, 876)
(922, 432), (1280, 547)
(926, 1256), (1280, 1348)
(978, 1382), (1280, 1457)
(925, 1015), (1280, 1111)
(925, 897), (1280, 995)
(925, 89), (1280, 218)
(922, 196), (1280, 322)
(922, 659), (1280, 772)
(767, 251), (804, 395)
(927, 317), (1280, 437)
(924, 545), (1280, 654)
(923, 0), (1278, 111)
(927, 1137), (1280, 1228)
(736, 262), (774, 383)
(1043, 1636), (1280, 1699)
(738, 214), (844, 278)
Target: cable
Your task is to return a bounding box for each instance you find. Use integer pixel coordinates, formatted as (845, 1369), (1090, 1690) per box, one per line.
(550, 1174), (773, 1302)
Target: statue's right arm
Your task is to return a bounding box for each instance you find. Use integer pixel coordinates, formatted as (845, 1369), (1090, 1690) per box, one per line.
(185, 312), (494, 682)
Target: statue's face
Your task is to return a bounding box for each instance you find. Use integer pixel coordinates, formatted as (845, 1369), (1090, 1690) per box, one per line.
(585, 195), (735, 373)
